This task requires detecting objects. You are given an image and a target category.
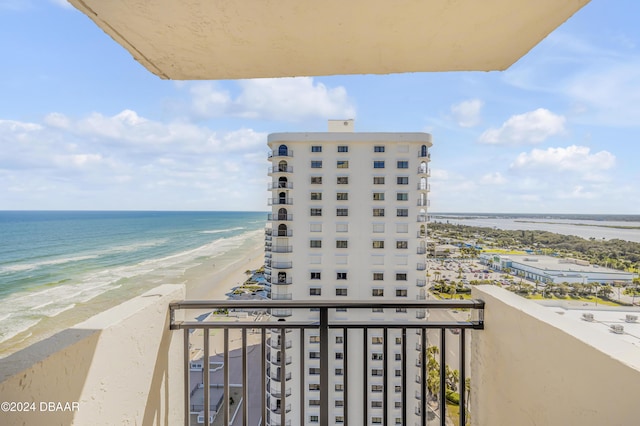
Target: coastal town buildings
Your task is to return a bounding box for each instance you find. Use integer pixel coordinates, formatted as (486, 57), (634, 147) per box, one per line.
(264, 120), (432, 425)
(479, 253), (634, 285)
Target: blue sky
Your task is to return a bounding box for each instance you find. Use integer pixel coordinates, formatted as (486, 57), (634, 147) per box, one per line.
(1, 1), (639, 214)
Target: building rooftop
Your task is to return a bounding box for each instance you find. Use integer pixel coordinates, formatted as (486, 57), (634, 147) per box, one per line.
(550, 307), (640, 347)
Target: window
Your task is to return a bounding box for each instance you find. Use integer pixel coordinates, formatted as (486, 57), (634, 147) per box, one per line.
(336, 192), (348, 200)
(336, 288), (348, 296)
(395, 402), (402, 409)
(373, 161), (385, 169)
(336, 240), (348, 248)
(338, 145), (349, 152)
(371, 401), (383, 408)
(395, 417), (402, 424)
(336, 223), (348, 232)
(395, 353), (402, 361)
(310, 336), (320, 343)
(396, 273), (407, 281)
(372, 223), (385, 233)
(372, 337), (383, 344)
(309, 368), (321, 375)
(372, 288), (384, 297)
(335, 415), (344, 423)
(335, 368), (343, 376)
(310, 351), (321, 359)
(311, 176), (323, 184)
(396, 289), (408, 297)
(311, 145), (322, 152)
(309, 288), (321, 296)
(373, 272), (384, 280)
(373, 176), (385, 184)
(395, 369), (402, 377)
(372, 240), (385, 249)
(374, 146), (385, 152)
(396, 192), (408, 201)
(396, 176), (408, 185)
(397, 209), (409, 217)
(336, 336), (343, 344)
(335, 352), (344, 360)
(311, 160), (322, 168)
(337, 272), (347, 280)
(372, 308), (384, 313)
(397, 160), (409, 169)
(372, 417), (382, 424)
(337, 160), (349, 168)
(396, 223), (408, 233)
(395, 385), (402, 393)
(337, 176), (349, 184)
(373, 208), (385, 217)
(372, 353), (384, 360)
(336, 208), (349, 217)
(310, 208), (322, 216)
(372, 192), (385, 201)
(396, 308), (407, 313)
(310, 223), (322, 232)
(310, 272), (321, 280)
(311, 192), (322, 200)
(396, 241), (408, 249)
(309, 384), (321, 391)
(372, 384), (383, 392)
(309, 399), (321, 406)
(335, 384), (344, 392)
(310, 239), (322, 248)
(310, 415), (319, 423)
(371, 369), (383, 376)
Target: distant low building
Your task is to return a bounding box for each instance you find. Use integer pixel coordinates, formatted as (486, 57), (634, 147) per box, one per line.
(479, 254), (634, 285)
(434, 244), (460, 257)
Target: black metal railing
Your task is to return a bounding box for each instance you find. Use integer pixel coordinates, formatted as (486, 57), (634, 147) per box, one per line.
(170, 300), (484, 426)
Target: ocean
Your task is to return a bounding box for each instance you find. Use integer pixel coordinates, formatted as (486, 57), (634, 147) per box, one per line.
(0, 211), (266, 354)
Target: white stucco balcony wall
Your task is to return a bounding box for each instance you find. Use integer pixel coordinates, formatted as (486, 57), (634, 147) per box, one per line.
(472, 285), (640, 426)
(0, 284), (185, 426)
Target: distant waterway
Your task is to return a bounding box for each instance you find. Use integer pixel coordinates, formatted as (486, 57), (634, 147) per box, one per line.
(432, 214), (640, 243)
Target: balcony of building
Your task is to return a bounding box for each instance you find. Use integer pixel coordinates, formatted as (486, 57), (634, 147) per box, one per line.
(268, 198), (293, 206)
(268, 182), (294, 190)
(268, 166), (294, 175)
(267, 214), (293, 222)
(268, 149), (294, 159)
(5, 283), (640, 426)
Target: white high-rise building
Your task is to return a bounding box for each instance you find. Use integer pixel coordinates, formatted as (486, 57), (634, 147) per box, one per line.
(264, 120), (432, 426)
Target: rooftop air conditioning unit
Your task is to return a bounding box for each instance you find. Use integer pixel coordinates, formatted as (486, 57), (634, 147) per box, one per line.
(610, 324), (624, 334)
(582, 313), (594, 322)
(625, 315), (638, 323)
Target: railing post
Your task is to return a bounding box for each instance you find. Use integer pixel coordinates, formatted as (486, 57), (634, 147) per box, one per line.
(242, 328), (248, 426)
(440, 329), (446, 426)
(343, 327), (348, 426)
(224, 328), (230, 426)
(460, 329), (466, 426)
(421, 329), (427, 426)
(280, 327), (286, 426)
(204, 330), (210, 426)
(184, 328), (190, 426)
(320, 307), (329, 426)
(262, 330), (267, 426)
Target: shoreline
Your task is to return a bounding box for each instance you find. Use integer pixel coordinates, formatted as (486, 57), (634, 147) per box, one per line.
(0, 230), (266, 358)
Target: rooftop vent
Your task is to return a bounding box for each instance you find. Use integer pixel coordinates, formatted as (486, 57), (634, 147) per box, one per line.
(610, 324), (624, 334)
(582, 313), (594, 322)
(625, 315), (638, 323)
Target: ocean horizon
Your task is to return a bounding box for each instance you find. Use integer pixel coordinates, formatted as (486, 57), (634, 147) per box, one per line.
(0, 210), (267, 353)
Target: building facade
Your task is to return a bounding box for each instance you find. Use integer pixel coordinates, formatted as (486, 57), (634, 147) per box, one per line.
(264, 120), (432, 425)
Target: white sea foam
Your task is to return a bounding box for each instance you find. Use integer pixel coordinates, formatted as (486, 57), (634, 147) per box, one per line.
(0, 228), (263, 348)
(201, 227), (244, 234)
(0, 254), (99, 274)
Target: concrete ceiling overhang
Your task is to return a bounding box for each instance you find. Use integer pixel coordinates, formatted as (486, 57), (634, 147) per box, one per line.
(69, 0), (590, 80)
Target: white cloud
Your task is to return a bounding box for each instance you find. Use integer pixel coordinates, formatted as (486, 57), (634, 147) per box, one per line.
(510, 145), (615, 173)
(189, 77), (356, 121)
(50, 0), (71, 8)
(451, 99), (483, 128)
(479, 108), (565, 145)
(480, 172), (507, 185)
(0, 112), (270, 210)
